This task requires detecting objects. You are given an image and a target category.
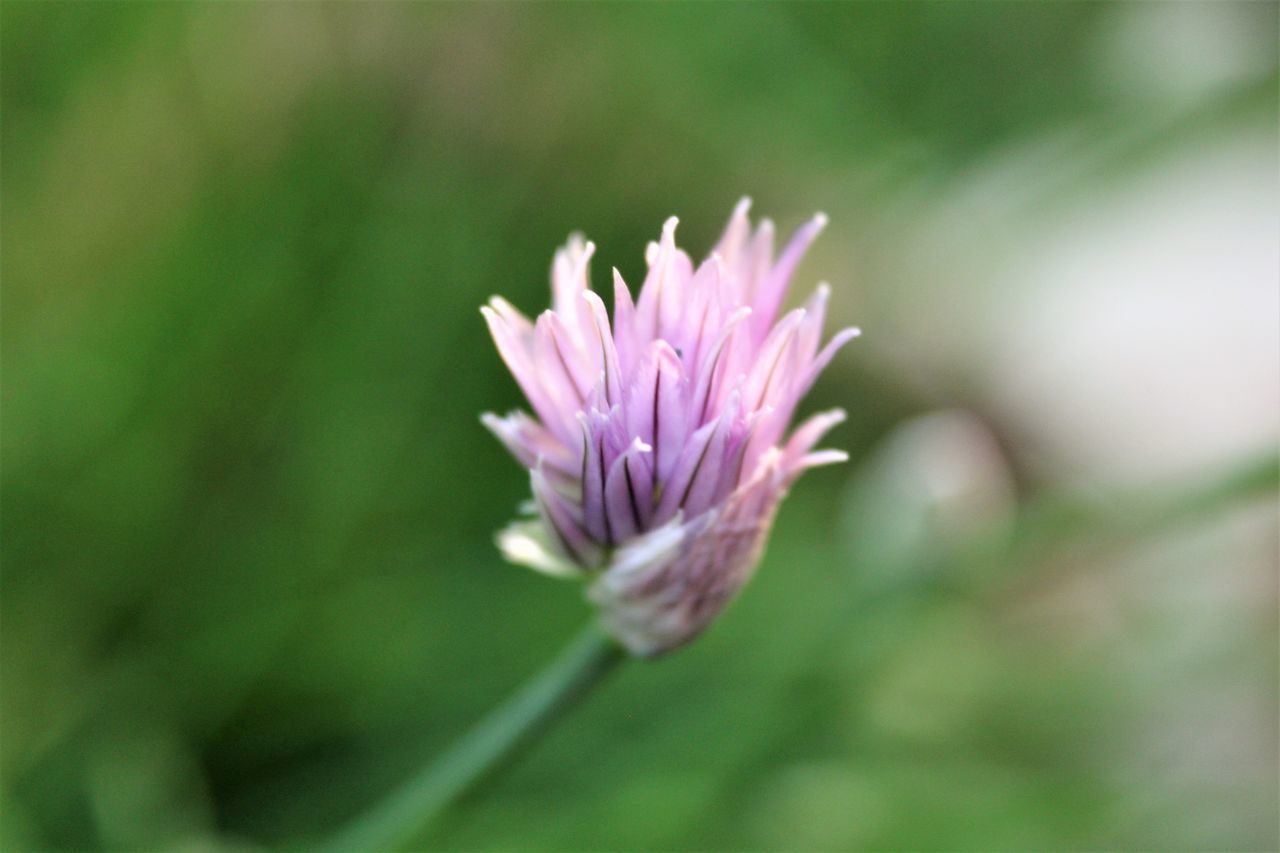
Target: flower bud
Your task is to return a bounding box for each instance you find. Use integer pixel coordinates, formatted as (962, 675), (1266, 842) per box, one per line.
(483, 201), (858, 655)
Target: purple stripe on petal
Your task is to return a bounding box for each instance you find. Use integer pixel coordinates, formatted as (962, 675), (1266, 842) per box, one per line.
(742, 308), (806, 412)
(677, 392), (742, 519)
(603, 437), (653, 544)
(582, 290), (623, 409)
(624, 340), (686, 485)
(533, 311), (589, 413)
(689, 306), (751, 429)
(676, 255), (723, 371)
(578, 412), (610, 544)
(531, 465), (600, 568)
(651, 414), (719, 526)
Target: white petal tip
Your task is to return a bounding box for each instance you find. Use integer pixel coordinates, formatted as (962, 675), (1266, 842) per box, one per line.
(803, 449), (849, 469)
(734, 196), (753, 215)
(813, 212), (829, 228)
(497, 522), (583, 579)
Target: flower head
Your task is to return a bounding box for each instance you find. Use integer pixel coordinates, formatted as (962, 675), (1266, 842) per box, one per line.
(482, 199), (859, 656)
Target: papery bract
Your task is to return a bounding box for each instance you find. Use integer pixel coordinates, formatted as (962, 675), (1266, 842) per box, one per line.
(482, 200), (858, 656)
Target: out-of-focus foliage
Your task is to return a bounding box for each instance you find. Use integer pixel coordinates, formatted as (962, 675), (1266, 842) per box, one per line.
(3, 3), (1276, 850)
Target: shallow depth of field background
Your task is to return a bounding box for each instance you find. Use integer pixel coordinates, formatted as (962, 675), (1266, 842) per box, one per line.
(3, 3), (1278, 850)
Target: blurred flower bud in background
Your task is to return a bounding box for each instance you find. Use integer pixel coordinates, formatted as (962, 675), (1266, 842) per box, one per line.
(840, 410), (1016, 592)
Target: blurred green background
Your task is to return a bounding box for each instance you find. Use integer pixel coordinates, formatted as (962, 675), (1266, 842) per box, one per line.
(3, 2), (1278, 850)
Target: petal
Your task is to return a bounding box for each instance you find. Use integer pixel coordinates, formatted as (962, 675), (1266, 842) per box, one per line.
(577, 411), (611, 544)
(750, 212), (826, 341)
(532, 464), (601, 569)
(480, 410), (575, 482)
(482, 302), (570, 444)
(497, 519), (585, 579)
(657, 391), (744, 522)
(551, 234), (596, 347)
(589, 453), (788, 657)
(741, 308), (806, 413)
(582, 290), (624, 409)
(795, 283), (832, 367)
(674, 254), (724, 371)
(688, 306), (751, 429)
(713, 196), (753, 273)
(634, 216), (684, 343)
(612, 268), (639, 380)
(742, 217), (775, 303)
(534, 310), (591, 413)
(798, 326), (861, 397)
(625, 339), (689, 488)
(784, 408), (847, 463)
(603, 437), (654, 544)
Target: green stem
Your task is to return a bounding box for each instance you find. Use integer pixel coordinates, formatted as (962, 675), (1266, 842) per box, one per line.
(323, 621), (626, 852)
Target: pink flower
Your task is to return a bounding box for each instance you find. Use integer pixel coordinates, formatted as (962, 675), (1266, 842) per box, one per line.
(482, 200), (859, 656)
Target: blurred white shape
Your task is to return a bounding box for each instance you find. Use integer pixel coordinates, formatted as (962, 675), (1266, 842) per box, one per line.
(841, 410), (1015, 583)
(984, 134), (1279, 485)
(1092, 1), (1277, 109)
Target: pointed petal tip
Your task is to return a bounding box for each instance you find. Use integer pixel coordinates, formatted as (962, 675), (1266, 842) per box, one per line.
(813, 211), (829, 228)
(734, 196), (752, 215)
(662, 216), (679, 237)
(806, 449), (850, 467)
(829, 326), (862, 344)
(485, 295), (527, 318)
